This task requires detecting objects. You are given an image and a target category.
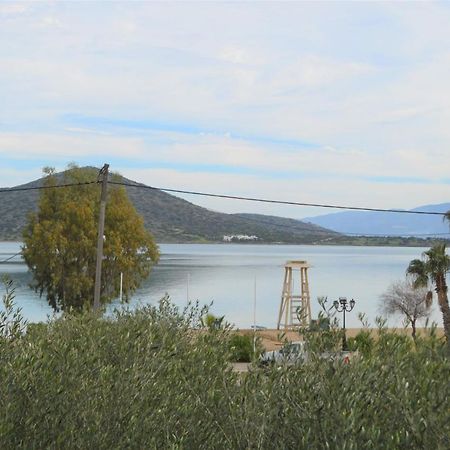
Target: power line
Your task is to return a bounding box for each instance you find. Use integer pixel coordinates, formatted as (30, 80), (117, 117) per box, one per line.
(0, 177), (447, 217)
(0, 251), (22, 264)
(108, 180), (449, 217)
(0, 176), (447, 236)
(0, 181), (98, 194)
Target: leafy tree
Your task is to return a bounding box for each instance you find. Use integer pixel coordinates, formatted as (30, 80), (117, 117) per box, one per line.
(22, 165), (159, 311)
(380, 279), (431, 341)
(407, 243), (450, 342)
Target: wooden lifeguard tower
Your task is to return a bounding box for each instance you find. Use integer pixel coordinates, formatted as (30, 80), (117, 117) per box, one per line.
(277, 260), (311, 329)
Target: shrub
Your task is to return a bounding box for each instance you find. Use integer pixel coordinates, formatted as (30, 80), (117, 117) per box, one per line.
(228, 333), (263, 362)
(0, 277), (27, 340)
(347, 330), (375, 356)
(0, 297), (448, 449)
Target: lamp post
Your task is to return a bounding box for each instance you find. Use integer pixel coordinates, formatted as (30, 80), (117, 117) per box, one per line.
(333, 297), (355, 351)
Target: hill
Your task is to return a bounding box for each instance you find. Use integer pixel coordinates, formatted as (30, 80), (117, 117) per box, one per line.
(0, 168), (338, 244)
(303, 203), (450, 237)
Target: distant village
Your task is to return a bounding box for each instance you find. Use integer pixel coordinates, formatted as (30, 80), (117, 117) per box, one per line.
(223, 234), (258, 242)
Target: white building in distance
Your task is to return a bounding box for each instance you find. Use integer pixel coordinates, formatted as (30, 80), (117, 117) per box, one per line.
(223, 234), (258, 242)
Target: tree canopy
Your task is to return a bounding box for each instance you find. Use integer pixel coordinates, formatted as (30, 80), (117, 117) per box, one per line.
(22, 165), (159, 311)
(406, 243), (450, 342)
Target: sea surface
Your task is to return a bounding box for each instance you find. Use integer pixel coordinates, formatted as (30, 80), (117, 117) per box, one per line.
(0, 242), (443, 329)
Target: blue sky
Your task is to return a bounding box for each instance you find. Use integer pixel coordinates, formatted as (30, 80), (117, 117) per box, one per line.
(1, 1), (450, 218)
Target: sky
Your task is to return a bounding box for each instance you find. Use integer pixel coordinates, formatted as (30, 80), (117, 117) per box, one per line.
(1, 1), (450, 219)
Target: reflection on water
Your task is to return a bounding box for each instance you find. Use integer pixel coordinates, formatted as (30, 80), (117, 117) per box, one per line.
(0, 242), (441, 329)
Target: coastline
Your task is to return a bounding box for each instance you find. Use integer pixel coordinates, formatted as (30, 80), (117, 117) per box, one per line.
(237, 328), (445, 351)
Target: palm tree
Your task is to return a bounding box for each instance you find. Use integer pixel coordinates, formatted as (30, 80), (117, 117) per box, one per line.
(407, 243), (450, 342)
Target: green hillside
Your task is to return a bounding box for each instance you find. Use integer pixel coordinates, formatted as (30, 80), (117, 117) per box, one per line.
(0, 168), (337, 243)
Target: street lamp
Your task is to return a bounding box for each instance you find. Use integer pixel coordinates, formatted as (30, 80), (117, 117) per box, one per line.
(332, 297), (356, 351)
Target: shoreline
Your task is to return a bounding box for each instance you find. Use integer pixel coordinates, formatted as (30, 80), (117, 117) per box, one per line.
(237, 328), (445, 351)
(0, 239), (447, 248)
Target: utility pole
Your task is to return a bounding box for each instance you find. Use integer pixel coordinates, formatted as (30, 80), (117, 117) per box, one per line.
(186, 272), (190, 305)
(94, 164), (109, 310)
(253, 275), (257, 354)
(119, 272), (123, 303)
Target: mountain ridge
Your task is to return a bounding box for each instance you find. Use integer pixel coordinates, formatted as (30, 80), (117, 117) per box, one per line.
(0, 168), (337, 244)
(303, 202), (450, 236)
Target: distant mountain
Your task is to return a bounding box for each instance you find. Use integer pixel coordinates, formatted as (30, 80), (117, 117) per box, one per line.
(0, 168), (338, 244)
(303, 203), (450, 236)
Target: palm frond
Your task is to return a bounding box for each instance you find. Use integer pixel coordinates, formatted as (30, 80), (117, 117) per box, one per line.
(406, 259), (429, 288)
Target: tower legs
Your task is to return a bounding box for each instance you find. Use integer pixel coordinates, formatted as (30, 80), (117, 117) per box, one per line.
(277, 261), (311, 330)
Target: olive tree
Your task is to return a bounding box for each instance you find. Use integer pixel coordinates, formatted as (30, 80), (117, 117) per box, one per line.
(380, 279), (431, 341)
(22, 165), (159, 311)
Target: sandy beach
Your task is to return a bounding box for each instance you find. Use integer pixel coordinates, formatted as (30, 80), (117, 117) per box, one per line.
(237, 328), (445, 351)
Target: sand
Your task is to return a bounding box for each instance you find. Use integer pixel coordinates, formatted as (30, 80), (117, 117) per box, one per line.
(236, 327), (445, 351)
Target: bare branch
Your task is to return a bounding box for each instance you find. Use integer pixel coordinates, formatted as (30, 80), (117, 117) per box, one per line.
(380, 280), (431, 339)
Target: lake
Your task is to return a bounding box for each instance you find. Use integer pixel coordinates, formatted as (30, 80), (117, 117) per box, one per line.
(0, 242), (443, 329)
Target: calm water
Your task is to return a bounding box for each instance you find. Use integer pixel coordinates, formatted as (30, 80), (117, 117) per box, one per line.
(0, 242), (442, 329)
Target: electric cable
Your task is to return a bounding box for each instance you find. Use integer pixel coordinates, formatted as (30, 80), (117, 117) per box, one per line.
(0, 177), (446, 216)
(0, 177), (448, 238)
(108, 180), (449, 217)
(0, 181), (98, 194)
(0, 251), (22, 264)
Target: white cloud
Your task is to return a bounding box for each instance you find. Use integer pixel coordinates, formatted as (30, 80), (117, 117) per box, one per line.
(2, 1), (450, 214)
(270, 55), (375, 91)
(0, 3), (28, 15)
(40, 15), (62, 28)
(0, 132), (147, 159)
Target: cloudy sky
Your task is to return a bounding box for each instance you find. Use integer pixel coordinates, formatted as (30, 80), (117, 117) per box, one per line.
(1, 1), (450, 219)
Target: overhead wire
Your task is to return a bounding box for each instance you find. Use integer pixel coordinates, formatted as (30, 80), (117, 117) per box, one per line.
(0, 251), (22, 264)
(108, 180), (449, 217)
(109, 180), (450, 238)
(0, 180), (98, 194)
(0, 177), (446, 216)
(0, 177), (448, 238)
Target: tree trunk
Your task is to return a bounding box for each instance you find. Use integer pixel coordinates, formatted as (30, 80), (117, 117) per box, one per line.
(436, 275), (450, 342)
(411, 318), (417, 342)
(437, 291), (450, 342)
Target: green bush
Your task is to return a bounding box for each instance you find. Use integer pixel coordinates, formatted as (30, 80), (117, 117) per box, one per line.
(228, 333), (263, 362)
(0, 296), (449, 449)
(347, 330), (375, 356)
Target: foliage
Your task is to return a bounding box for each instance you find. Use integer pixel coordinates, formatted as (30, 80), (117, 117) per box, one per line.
(0, 277), (27, 340)
(380, 279), (431, 341)
(346, 313), (375, 356)
(0, 298), (449, 449)
(22, 165), (159, 311)
(347, 330), (375, 356)
(201, 312), (225, 330)
(407, 243), (450, 342)
(299, 297), (343, 353)
(228, 332), (263, 362)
